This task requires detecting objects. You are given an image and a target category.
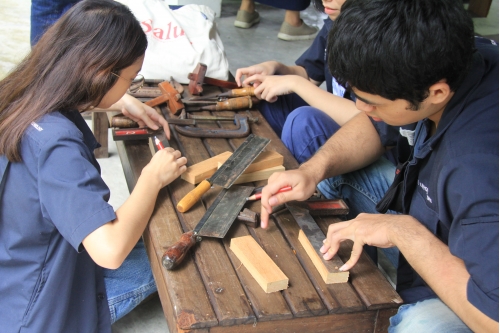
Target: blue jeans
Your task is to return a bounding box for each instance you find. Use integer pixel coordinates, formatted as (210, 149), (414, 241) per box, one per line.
(30, 0), (79, 46)
(317, 157), (399, 267)
(103, 239), (157, 323)
(389, 298), (472, 333)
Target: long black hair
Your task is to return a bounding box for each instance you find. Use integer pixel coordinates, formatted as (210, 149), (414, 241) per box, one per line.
(0, 0), (147, 161)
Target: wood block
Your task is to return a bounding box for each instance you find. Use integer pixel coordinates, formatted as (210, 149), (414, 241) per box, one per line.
(218, 163), (285, 184)
(298, 230), (349, 284)
(181, 151), (232, 184)
(181, 150), (284, 184)
(230, 235), (289, 293)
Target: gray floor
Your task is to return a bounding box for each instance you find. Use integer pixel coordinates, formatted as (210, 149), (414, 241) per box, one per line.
(1, 1), (498, 332)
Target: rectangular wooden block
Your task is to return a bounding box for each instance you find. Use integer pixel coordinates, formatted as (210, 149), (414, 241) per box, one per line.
(181, 150), (284, 184)
(181, 151), (232, 184)
(218, 163), (285, 184)
(230, 235), (289, 293)
(298, 230), (349, 284)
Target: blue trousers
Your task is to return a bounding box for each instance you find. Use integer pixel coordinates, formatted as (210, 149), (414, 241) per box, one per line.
(258, 94), (340, 164)
(103, 239), (157, 323)
(30, 0), (79, 46)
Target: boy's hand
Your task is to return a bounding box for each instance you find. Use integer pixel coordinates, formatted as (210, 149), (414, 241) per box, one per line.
(235, 61), (280, 87)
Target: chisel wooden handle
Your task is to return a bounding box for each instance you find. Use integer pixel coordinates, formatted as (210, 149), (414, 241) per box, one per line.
(219, 87), (255, 97)
(176, 179), (212, 213)
(162, 231), (197, 270)
(201, 96), (254, 111)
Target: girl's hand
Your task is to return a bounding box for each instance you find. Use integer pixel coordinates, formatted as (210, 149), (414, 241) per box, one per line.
(145, 147), (187, 189)
(119, 94), (171, 139)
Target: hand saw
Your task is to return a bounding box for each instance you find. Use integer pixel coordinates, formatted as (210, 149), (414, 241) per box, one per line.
(162, 185), (255, 270)
(176, 134), (270, 213)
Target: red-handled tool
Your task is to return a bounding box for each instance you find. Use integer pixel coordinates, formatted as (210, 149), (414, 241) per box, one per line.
(246, 186), (292, 201)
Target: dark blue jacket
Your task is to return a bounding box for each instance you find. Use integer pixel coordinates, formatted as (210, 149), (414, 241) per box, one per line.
(379, 37), (499, 321)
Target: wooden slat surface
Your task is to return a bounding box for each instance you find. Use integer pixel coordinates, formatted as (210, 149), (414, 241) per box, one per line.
(115, 83), (402, 332)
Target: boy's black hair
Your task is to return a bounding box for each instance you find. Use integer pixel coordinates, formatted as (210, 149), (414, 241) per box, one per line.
(327, 0), (475, 109)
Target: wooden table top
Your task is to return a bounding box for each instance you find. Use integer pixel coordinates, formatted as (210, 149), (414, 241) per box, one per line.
(115, 85), (402, 333)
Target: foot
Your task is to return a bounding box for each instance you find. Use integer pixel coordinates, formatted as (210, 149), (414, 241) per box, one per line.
(234, 10), (260, 29)
(277, 21), (319, 41)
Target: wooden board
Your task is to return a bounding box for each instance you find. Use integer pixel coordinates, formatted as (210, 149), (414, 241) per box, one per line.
(182, 150), (284, 184)
(218, 163), (285, 184)
(230, 235), (289, 293)
(298, 230), (349, 284)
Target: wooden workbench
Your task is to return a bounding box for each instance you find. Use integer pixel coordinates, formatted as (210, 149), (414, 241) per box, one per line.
(115, 85), (402, 333)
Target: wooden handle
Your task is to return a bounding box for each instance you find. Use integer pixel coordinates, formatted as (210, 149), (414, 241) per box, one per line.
(161, 231), (197, 270)
(111, 115), (138, 128)
(176, 179), (212, 213)
(216, 96), (252, 111)
(231, 87), (255, 97)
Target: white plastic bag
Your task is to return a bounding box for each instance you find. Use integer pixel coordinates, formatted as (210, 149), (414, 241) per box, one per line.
(127, 1), (229, 83)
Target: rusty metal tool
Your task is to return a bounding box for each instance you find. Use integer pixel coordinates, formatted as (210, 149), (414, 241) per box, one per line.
(186, 96), (258, 112)
(236, 208), (260, 228)
(174, 114), (251, 138)
(217, 87), (255, 98)
(187, 63), (238, 95)
(163, 185), (255, 270)
(176, 134), (270, 213)
(187, 114), (259, 123)
(286, 204), (347, 278)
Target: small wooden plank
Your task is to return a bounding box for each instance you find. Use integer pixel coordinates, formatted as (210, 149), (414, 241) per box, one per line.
(230, 235), (289, 293)
(298, 230), (349, 284)
(316, 216), (403, 310)
(181, 151), (232, 184)
(272, 209), (365, 314)
(182, 150), (284, 185)
(218, 163), (285, 184)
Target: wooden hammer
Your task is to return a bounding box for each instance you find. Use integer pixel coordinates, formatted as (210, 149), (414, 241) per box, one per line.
(187, 63), (238, 95)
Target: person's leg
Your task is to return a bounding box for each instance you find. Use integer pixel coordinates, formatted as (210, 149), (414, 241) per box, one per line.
(317, 157), (399, 266)
(257, 93), (308, 137)
(235, 0), (260, 28)
(30, 0), (79, 46)
(281, 107), (339, 164)
(103, 238), (157, 323)
(389, 298), (472, 333)
(278, 9), (318, 41)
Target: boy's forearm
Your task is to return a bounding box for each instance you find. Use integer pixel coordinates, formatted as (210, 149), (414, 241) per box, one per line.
(299, 113), (384, 183)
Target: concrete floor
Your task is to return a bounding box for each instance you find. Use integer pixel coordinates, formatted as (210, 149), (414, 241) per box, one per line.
(0, 1), (498, 332)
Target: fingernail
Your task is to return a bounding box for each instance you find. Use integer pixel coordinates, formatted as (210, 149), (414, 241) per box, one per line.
(269, 197), (278, 206)
(339, 264), (347, 272)
(319, 245), (326, 253)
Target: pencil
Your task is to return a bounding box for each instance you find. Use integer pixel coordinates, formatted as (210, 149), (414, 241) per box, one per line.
(246, 186), (292, 201)
(154, 136), (165, 150)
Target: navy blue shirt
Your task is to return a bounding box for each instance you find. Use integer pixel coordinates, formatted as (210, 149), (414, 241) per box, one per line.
(0, 110), (116, 332)
(376, 38), (499, 321)
(296, 18), (335, 94)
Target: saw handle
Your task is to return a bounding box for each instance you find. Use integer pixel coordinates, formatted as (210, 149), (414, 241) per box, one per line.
(176, 179), (212, 213)
(162, 231), (197, 270)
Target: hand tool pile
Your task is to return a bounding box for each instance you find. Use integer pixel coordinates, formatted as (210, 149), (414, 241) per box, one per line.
(112, 62), (260, 140)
